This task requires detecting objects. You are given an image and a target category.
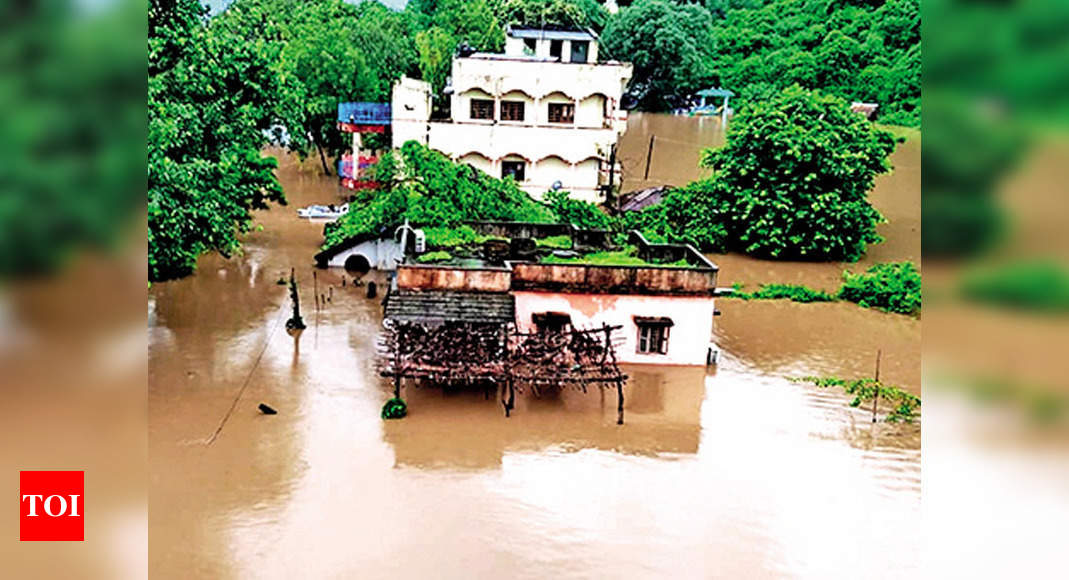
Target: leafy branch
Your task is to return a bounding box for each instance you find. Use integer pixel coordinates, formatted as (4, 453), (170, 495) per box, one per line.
(792, 375), (920, 423)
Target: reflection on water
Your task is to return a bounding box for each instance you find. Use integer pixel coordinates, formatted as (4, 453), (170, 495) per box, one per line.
(150, 123), (920, 578)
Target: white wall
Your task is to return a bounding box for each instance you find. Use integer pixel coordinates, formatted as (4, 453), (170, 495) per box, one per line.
(390, 54), (631, 200)
(326, 239), (405, 271)
(391, 77), (431, 149)
(513, 292), (716, 366)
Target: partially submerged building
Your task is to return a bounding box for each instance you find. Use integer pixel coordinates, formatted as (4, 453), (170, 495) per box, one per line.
(391, 25), (633, 202)
(377, 227), (719, 421)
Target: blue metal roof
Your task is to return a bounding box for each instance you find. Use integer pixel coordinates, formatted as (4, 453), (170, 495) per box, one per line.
(507, 26), (595, 42)
(696, 87), (735, 98)
(337, 102), (391, 125)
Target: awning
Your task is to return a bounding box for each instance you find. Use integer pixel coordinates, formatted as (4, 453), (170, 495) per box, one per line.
(633, 316), (674, 327)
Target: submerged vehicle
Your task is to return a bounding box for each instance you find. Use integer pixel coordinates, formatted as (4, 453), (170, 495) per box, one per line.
(297, 203), (348, 220)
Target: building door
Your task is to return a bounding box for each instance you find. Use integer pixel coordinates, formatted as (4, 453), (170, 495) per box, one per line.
(570, 41), (589, 63)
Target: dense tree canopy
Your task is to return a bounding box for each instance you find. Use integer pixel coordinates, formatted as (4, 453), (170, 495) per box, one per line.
(149, 0), (284, 281)
(323, 141), (556, 250)
(214, 0), (416, 167)
(603, 0), (920, 124)
(494, 0), (610, 32)
(713, 0), (920, 125)
(601, 0), (718, 110)
(701, 86), (898, 260)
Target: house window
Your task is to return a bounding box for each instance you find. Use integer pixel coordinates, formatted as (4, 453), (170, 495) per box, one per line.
(635, 317), (673, 355)
(523, 38), (536, 55)
(570, 40), (589, 63)
(501, 160), (526, 181)
(470, 99), (494, 120)
(548, 102), (575, 124)
(549, 39), (563, 59)
(500, 100), (525, 122)
(533, 312), (571, 334)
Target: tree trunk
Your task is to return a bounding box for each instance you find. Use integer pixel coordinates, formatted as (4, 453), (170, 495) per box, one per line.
(316, 141), (331, 176)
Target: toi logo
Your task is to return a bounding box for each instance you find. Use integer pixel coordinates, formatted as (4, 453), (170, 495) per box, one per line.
(19, 471), (84, 541)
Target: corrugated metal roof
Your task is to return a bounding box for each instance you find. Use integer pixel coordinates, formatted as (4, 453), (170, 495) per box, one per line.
(384, 290), (515, 324)
(337, 102), (391, 124)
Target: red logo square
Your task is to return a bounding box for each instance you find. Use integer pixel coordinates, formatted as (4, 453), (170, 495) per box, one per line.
(19, 471), (84, 541)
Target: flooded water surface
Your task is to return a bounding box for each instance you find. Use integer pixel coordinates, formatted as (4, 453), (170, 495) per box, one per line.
(150, 118), (920, 579)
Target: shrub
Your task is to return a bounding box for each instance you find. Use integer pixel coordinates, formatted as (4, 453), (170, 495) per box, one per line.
(960, 260), (1069, 312)
(617, 179), (730, 252)
(417, 250), (453, 263)
(422, 225), (479, 248)
(795, 376), (921, 423)
(381, 397), (407, 420)
(535, 235), (573, 249)
(543, 189), (613, 229)
(838, 262), (922, 314)
(736, 284), (836, 303)
(542, 246), (650, 266)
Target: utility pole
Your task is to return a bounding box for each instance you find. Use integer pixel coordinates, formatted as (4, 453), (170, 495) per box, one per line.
(643, 135), (655, 180)
(605, 143), (618, 212)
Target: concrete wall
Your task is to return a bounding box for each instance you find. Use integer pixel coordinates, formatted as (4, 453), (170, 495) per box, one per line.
(511, 263), (718, 296)
(396, 265), (512, 292)
(450, 57), (630, 132)
(513, 291), (716, 366)
(427, 122), (612, 201)
(504, 36), (600, 64)
(390, 55), (630, 200)
(326, 238), (405, 271)
(391, 77), (431, 149)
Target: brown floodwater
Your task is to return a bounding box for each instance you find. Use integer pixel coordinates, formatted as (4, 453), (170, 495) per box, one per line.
(150, 117), (920, 579)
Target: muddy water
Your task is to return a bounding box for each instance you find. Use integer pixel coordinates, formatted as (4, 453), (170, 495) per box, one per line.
(150, 129), (921, 578)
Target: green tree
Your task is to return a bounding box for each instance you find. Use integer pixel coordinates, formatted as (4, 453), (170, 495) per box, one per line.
(700, 86), (898, 261)
(214, 0), (417, 171)
(416, 27), (456, 96)
(148, 0), (285, 281)
(435, 0), (505, 52)
(601, 0), (717, 110)
(323, 141), (554, 250)
(493, 0), (609, 32)
(712, 0), (920, 125)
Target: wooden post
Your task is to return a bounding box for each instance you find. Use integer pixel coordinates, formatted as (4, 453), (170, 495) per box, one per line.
(313, 270), (319, 311)
(289, 268), (303, 324)
(504, 378), (515, 418)
(393, 331), (403, 399)
(872, 349), (882, 423)
(643, 135), (655, 180)
(616, 377), (625, 425)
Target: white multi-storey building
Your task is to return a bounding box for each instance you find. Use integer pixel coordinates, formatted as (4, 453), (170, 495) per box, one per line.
(391, 26), (633, 202)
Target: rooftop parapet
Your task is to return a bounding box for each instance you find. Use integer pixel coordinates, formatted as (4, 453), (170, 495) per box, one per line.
(395, 230), (718, 296)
